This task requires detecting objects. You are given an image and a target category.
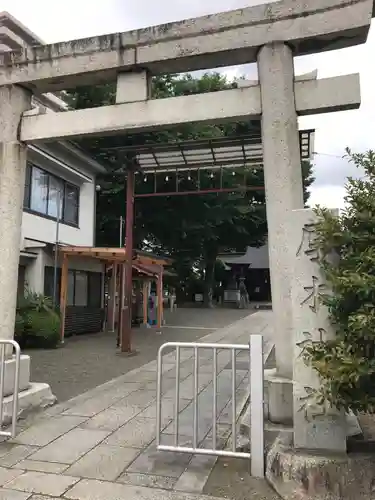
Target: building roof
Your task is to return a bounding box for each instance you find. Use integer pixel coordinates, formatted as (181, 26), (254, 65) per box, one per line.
(107, 130), (314, 174)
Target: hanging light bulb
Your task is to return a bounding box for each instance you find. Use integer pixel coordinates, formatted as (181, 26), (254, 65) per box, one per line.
(210, 172), (214, 179)
(143, 175), (147, 182)
(165, 175), (169, 182)
(187, 173), (191, 181)
(232, 171), (236, 176)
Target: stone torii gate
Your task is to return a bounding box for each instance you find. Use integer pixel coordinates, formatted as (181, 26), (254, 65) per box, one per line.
(0, 0), (373, 430)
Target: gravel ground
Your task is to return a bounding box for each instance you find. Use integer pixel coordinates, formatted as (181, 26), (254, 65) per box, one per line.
(27, 308), (252, 403)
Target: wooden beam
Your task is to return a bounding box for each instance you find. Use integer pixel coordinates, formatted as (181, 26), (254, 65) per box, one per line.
(60, 254), (69, 344)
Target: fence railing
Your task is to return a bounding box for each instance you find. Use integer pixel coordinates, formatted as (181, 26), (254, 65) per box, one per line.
(0, 340), (21, 438)
(156, 334), (264, 477)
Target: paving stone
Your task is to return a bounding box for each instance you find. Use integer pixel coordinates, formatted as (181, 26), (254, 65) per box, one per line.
(4, 471), (79, 497)
(12, 460), (68, 474)
(0, 468), (24, 487)
(137, 398), (191, 424)
(0, 490), (31, 499)
(116, 472), (177, 490)
(0, 445), (17, 460)
(13, 416), (86, 447)
(65, 444), (140, 481)
(28, 428), (109, 464)
(62, 391), (128, 417)
(174, 454), (217, 493)
(126, 441), (192, 478)
(64, 478), (223, 500)
(163, 408), (212, 442)
(105, 417), (162, 449)
(111, 391), (156, 410)
(0, 447), (38, 468)
(80, 406), (144, 431)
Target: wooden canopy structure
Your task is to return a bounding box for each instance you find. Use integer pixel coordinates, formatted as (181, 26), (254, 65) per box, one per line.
(58, 245), (172, 349)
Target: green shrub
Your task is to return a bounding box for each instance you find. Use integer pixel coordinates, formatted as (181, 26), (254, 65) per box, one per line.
(16, 290), (60, 349)
(303, 149), (375, 414)
(25, 310), (61, 349)
(19, 289), (54, 313)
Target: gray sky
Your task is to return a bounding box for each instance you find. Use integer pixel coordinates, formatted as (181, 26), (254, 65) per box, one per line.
(2, 0), (374, 208)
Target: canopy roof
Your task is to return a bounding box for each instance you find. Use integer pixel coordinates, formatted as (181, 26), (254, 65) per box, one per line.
(106, 129), (314, 174)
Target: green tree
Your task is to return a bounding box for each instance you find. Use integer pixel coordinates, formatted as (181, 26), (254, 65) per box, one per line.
(304, 149), (375, 413)
(68, 73), (314, 306)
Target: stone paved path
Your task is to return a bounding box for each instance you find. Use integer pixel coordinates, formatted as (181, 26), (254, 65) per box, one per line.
(28, 308), (252, 403)
(0, 311), (273, 500)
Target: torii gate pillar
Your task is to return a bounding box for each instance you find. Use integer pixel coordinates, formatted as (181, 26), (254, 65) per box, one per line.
(258, 43), (303, 424)
(0, 85), (31, 343)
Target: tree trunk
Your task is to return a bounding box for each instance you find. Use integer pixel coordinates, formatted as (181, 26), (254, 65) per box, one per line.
(203, 251), (217, 308)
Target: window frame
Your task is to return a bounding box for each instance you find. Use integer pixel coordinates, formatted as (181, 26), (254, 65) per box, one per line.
(23, 163), (80, 227)
(44, 267), (102, 309)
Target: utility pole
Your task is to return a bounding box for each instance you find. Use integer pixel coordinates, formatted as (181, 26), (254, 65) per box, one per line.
(52, 189), (61, 309)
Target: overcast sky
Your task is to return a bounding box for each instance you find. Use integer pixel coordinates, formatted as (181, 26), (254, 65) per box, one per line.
(2, 0), (374, 208)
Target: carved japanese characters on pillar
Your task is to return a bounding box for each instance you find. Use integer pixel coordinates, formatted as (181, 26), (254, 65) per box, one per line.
(291, 209), (346, 452)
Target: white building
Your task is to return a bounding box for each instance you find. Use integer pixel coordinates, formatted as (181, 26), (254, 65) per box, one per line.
(1, 12), (106, 335)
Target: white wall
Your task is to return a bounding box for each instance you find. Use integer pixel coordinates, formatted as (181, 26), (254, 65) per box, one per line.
(24, 249), (46, 293)
(22, 180), (96, 247)
(21, 145), (97, 247)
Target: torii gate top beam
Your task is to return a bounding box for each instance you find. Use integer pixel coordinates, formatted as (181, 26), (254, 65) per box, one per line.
(0, 0), (373, 92)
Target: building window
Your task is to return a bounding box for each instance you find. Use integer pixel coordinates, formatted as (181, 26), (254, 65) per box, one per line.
(74, 271), (88, 306)
(24, 164), (80, 226)
(44, 267), (102, 308)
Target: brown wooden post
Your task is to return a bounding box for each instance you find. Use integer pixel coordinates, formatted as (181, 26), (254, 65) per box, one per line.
(60, 253), (69, 344)
(121, 168), (135, 352)
(142, 280), (148, 325)
(157, 267), (163, 329)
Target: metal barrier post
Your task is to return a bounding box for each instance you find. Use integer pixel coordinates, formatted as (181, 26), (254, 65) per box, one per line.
(250, 334), (264, 477)
(156, 339), (264, 471)
(0, 340), (21, 439)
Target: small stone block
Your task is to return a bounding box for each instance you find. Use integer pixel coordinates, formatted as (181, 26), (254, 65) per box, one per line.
(116, 472), (177, 490)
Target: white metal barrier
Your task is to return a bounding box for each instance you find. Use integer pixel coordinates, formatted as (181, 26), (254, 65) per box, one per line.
(0, 340), (21, 438)
(156, 334), (264, 477)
